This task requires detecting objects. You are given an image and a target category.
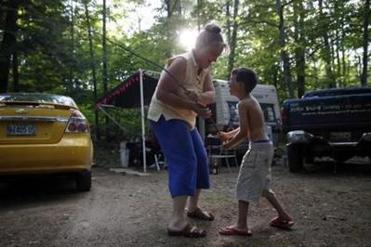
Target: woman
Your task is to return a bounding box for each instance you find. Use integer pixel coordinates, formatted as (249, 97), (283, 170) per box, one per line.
(148, 23), (226, 238)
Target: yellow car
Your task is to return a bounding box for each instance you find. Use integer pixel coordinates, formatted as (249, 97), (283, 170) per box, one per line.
(0, 93), (93, 191)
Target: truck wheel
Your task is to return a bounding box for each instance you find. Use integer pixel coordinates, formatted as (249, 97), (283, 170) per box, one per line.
(305, 155), (314, 164)
(287, 144), (304, 173)
(334, 154), (351, 164)
(76, 171), (92, 192)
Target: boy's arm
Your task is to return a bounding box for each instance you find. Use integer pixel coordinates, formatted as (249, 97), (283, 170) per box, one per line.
(229, 127), (240, 136)
(218, 128), (240, 142)
(223, 102), (249, 149)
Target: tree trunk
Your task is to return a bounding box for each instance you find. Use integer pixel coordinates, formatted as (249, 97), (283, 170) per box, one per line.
(330, 33), (337, 85)
(102, 0), (108, 94)
(226, 0), (231, 44)
(361, 0), (369, 86)
(0, 2), (4, 31)
(319, 0), (335, 88)
(164, 0), (181, 57)
(0, 0), (19, 93)
(276, 0), (294, 98)
(227, 0), (239, 77)
(164, 0), (172, 57)
(197, 0), (201, 31)
(272, 64), (279, 89)
(102, 0), (109, 137)
(341, 32), (347, 85)
(335, 29), (341, 87)
(334, 0), (342, 87)
(69, 0), (75, 93)
(293, 0), (306, 98)
(84, 0), (100, 140)
(12, 52), (19, 92)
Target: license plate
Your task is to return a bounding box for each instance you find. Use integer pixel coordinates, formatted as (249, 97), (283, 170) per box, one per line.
(330, 132), (351, 141)
(7, 124), (36, 136)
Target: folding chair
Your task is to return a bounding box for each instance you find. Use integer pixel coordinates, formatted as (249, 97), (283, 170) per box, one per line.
(146, 142), (166, 171)
(206, 137), (239, 173)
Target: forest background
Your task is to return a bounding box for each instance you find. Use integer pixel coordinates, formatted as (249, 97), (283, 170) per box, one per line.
(0, 0), (369, 140)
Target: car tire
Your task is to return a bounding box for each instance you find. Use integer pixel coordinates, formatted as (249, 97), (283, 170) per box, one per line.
(305, 155), (314, 164)
(287, 144), (304, 173)
(76, 171), (92, 192)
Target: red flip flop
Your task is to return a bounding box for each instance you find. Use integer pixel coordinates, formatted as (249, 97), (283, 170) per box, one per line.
(270, 217), (294, 230)
(219, 226), (252, 236)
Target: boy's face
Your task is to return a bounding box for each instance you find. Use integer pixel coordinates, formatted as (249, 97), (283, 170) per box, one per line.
(228, 74), (240, 97)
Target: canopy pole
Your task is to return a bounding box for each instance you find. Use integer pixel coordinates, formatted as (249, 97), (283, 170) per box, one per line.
(139, 69), (147, 173)
(97, 105), (128, 133)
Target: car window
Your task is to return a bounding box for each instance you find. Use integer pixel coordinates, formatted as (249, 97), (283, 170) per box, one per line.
(0, 94), (77, 107)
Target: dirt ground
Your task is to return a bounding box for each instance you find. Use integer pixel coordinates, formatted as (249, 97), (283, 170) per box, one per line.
(0, 149), (370, 247)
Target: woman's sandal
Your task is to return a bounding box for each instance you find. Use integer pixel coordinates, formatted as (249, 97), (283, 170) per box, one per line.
(270, 217), (295, 230)
(186, 208), (215, 221)
(167, 224), (207, 238)
(219, 226), (252, 236)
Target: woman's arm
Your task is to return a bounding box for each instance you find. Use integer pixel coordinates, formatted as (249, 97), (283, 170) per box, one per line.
(223, 102), (249, 150)
(156, 58), (211, 118)
(197, 73), (215, 106)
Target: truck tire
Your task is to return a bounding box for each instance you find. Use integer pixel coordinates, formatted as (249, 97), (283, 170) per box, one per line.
(287, 144), (304, 173)
(76, 171), (92, 192)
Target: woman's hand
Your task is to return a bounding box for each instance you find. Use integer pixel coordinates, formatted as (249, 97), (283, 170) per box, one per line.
(177, 89), (199, 102)
(191, 103), (212, 119)
(185, 90), (199, 102)
(196, 93), (208, 107)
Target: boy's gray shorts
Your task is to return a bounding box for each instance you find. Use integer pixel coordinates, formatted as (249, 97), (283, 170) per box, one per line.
(236, 141), (274, 203)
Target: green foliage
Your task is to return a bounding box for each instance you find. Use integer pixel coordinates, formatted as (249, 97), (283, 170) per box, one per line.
(78, 102), (95, 124)
(0, 0), (369, 140)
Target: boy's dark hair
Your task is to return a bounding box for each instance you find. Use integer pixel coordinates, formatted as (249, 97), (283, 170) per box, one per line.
(232, 68), (258, 93)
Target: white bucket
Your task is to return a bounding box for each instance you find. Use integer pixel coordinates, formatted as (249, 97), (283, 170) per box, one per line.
(120, 142), (129, 168)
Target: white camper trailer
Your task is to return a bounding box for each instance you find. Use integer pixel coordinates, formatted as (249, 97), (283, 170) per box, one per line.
(208, 79), (282, 145)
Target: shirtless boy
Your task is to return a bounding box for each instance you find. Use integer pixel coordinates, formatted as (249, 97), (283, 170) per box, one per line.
(218, 68), (294, 236)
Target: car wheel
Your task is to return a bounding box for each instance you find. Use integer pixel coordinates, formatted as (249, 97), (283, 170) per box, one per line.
(287, 144), (304, 173)
(76, 171), (92, 192)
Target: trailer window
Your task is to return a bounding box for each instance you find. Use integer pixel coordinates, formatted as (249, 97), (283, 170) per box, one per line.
(260, 103), (276, 122)
(227, 101), (240, 126)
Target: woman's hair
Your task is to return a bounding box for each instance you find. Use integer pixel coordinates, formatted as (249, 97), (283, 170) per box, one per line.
(195, 23), (227, 51)
(232, 68), (258, 93)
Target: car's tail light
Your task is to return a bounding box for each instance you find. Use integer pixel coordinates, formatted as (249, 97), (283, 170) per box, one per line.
(65, 110), (89, 133)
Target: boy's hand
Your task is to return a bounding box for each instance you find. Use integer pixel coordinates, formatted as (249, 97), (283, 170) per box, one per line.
(222, 140), (232, 150)
(217, 131), (229, 142)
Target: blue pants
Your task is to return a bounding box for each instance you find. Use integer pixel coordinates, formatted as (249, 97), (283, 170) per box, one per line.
(150, 116), (210, 197)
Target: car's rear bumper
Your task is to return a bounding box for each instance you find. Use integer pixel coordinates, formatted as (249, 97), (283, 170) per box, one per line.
(0, 133), (93, 175)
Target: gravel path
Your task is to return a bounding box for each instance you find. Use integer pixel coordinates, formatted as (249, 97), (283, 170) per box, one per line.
(0, 160), (370, 247)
